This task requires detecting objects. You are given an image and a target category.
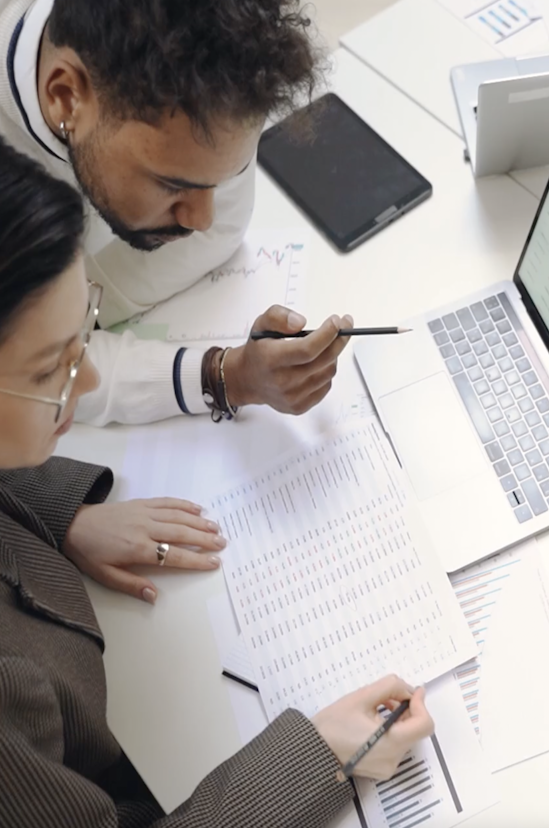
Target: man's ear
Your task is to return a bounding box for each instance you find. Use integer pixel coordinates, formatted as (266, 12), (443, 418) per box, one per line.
(40, 51), (95, 136)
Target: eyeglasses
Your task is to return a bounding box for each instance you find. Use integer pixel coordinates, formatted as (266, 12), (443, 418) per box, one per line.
(0, 281), (103, 423)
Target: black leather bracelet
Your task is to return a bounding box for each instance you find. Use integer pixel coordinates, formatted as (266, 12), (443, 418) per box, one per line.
(201, 347), (238, 422)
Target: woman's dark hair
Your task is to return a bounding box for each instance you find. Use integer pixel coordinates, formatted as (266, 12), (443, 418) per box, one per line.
(48, 0), (321, 135)
(0, 137), (84, 341)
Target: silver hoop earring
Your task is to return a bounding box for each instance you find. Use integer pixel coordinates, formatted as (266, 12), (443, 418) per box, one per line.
(59, 121), (68, 141)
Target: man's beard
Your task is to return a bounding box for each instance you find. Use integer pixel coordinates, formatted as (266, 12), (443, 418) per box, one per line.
(68, 139), (194, 252)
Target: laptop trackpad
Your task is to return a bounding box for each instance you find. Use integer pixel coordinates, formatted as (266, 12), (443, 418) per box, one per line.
(378, 373), (487, 501)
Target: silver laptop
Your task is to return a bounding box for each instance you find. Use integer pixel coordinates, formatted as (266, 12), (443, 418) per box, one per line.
(354, 183), (549, 572)
(451, 55), (549, 177)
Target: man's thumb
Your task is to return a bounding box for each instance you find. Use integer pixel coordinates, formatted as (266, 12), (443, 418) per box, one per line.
(252, 304), (306, 334)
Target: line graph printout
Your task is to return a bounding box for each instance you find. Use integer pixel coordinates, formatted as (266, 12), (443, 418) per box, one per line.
(437, 0), (549, 53)
(212, 417), (476, 721)
(165, 230), (307, 343)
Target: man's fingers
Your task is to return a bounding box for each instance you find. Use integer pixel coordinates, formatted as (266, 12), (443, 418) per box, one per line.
(391, 689), (434, 743)
(280, 315), (343, 367)
(251, 304), (306, 335)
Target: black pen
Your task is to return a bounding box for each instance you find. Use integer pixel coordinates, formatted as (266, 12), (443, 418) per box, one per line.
(251, 327), (412, 341)
(336, 700), (411, 782)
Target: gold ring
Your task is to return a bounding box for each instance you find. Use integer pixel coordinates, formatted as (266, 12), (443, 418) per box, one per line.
(156, 543), (169, 566)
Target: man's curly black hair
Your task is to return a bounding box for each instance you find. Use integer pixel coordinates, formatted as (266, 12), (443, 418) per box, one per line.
(48, 0), (320, 134)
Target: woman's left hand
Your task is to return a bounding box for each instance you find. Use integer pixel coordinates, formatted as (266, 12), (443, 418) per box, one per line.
(63, 498), (226, 604)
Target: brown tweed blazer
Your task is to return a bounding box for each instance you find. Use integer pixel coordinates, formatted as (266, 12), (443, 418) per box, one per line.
(0, 457), (353, 827)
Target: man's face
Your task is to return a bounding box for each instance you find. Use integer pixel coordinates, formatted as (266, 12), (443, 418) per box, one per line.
(68, 111), (260, 251)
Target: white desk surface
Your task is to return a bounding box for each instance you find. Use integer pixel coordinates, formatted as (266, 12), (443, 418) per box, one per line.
(340, 0), (549, 198)
(57, 48), (549, 823)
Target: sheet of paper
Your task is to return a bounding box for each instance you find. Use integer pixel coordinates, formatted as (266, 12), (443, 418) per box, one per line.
(437, 0), (549, 54)
(208, 594), (498, 828)
(210, 417), (476, 721)
(139, 229), (308, 344)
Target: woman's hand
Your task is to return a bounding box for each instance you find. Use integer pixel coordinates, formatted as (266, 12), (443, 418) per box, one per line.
(312, 675), (434, 781)
(63, 498), (225, 604)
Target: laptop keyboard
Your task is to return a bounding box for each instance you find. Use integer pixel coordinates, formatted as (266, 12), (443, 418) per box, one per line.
(428, 292), (549, 524)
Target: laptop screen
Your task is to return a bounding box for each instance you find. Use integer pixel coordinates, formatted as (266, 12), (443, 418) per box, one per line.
(516, 188), (549, 336)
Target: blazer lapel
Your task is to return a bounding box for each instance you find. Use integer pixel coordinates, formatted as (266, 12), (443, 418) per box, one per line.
(0, 485), (104, 650)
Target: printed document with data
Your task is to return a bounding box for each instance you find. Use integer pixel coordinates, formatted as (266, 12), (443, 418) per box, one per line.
(211, 417), (476, 721)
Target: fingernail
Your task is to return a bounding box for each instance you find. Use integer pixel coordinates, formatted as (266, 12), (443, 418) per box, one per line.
(207, 521), (220, 533)
(142, 588), (157, 605)
(343, 314), (354, 327)
(331, 314), (342, 328)
(288, 310), (306, 330)
(214, 536), (227, 549)
(209, 555), (221, 567)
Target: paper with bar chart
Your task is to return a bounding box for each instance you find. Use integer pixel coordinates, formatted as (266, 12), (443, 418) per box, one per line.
(213, 417), (476, 721)
(162, 229), (307, 343)
(437, 0), (549, 54)
(450, 540), (549, 771)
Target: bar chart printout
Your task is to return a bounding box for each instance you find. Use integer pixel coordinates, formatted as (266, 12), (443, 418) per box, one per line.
(213, 417), (475, 721)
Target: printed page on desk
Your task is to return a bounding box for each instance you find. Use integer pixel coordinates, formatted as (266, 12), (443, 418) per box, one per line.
(143, 229), (307, 344)
(437, 0), (549, 55)
(211, 417), (476, 721)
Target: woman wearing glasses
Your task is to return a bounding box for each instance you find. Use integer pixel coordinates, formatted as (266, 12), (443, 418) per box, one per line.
(0, 139), (433, 827)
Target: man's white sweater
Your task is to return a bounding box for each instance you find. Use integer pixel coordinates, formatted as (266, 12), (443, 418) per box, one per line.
(0, 0), (255, 424)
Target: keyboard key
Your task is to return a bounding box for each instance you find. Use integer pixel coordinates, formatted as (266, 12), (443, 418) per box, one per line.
(450, 328), (466, 343)
(519, 397), (534, 413)
(502, 332), (518, 347)
(514, 504), (533, 523)
(508, 449), (524, 466)
(487, 406), (503, 423)
(508, 490), (525, 507)
(457, 307), (476, 330)
(442, 313), (459, 330)
(468, 366), (483, 382)
(519, 434), (535, 452)
(523, 371), (537, 386)
(474, 379), (490, 396)
(485, 296), (499, 309)
(505, 371), (519, 385)
(467, 328), (482, 343)
(515, 462), (532, 481)
(456, 341), (471, 355)
(471, 301), (489, 321)
(498, 357), (513, 373)
(435, 331), (450, 346)
(490, 308), (505, 322)
(440, 344), (456, 358)
(494, 420), (510, 436)
(506, 407), (521, 423)
(526, 449), (543, 466)
(481, 393), (497, 409)
(452, 372), (495, 445)
(446, 357), (462, 375)
(522, 478), (548, 515)
(494, 459), (511, 477)
(511, 383), (526, 399)
(496, 320), (512, 335)
(500, 394), (514, 410)
(533, 425), (548, 441)
(485, 366), (501, 382)
(512, 421), (528, 437)
(462, 353), (477, 369)
(492, 380), (507, 396)
(429, 319), (443, 333)
(486, 332), (501, 347)
(509, 345), (524, 360)
(479, 319), (494, 334)
(517, 358), (532, 373)
(534, 464), (549, 481)
(531, 384), (545, 400)
(541, 479), (549, 497)
(479, 353), (494, 369)
(501, 474), (518, 492)
(526, 411), (541, 427)
(540, 439), (549, 456)
(492, 344), (507, 360)
(544, 413), (549, 427)
(485, 443), (503, 463)
(537, 398), (549, 412)
(473, 341), (488, 356)
(501, 434), (517, 451)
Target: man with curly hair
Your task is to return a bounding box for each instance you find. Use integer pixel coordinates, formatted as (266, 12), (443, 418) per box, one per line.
(0, 0), (353, 426)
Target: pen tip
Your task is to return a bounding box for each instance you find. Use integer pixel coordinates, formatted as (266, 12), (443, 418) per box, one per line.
(398, 327), (413, 334)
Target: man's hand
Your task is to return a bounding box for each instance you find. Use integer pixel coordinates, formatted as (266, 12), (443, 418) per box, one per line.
(312, 675), (434, 781)
(223, 305), (354, 414)
(63, 498), (226, 604)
